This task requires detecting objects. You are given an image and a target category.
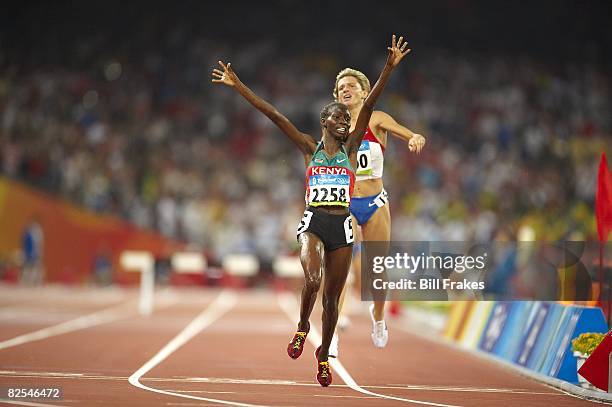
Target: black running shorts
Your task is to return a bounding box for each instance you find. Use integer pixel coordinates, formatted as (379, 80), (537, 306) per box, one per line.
(296, 206), (354, 251)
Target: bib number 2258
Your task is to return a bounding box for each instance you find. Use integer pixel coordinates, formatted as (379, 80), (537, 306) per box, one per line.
(309, 186), (348, 204)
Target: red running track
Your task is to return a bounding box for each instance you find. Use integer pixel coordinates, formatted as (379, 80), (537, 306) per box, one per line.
(0, 284), (603, 406)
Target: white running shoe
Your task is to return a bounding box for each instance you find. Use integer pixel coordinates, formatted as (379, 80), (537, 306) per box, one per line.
(370, 304), (388, 348)
(329, 332), (339, 358)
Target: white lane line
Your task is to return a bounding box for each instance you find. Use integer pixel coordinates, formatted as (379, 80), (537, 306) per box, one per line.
(0, 371), (85, 377)
(313, 394), (380, 399)
(0, 291), (178, 351)
(128, 290), (265, 407)
(170, 391), (237, 395)
(0, 372), (561, 395)
(0, 302), (136, 351)
(0, 400), (68, 407)
(378, 385), (561, 396)
(277, 292), (462, 407)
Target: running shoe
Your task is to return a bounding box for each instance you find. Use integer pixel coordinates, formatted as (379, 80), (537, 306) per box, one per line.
(328, 332), (339, 358)
(287, 331), (308, 359)
(370, 303), (388, 348)
(315, 346), (332, 387)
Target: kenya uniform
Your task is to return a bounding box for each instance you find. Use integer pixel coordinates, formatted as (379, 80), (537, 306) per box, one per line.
(297, 142), (356, 250)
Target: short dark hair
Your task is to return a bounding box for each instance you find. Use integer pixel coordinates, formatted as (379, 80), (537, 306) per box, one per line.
(320, 102), (347, 121)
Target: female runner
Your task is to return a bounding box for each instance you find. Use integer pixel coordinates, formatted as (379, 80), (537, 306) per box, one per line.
(333, 64), (426, 350)
(212, 35), (410, 386)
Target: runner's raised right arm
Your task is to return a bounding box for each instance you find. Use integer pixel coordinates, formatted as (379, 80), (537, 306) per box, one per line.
(345, 34), (411, 155)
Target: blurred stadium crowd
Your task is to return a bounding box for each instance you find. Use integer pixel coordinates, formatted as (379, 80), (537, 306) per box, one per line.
(0, 1), (610, 265)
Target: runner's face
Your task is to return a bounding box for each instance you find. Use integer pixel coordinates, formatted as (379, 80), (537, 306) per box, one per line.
(336, 76), (367, 108)
(324, 106), (351, 140)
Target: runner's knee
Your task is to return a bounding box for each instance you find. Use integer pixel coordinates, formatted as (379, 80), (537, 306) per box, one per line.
(304, 272), (322, 292)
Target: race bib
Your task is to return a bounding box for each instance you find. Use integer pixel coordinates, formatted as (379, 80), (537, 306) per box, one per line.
(344, 216), (354, 243)
(356, 141), (372, 175)
(297, 210), (313, 234)
(307, 174), (350, 206)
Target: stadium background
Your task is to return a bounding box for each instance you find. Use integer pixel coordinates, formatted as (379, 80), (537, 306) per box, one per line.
(1, 0), (610, 280)
(0, 1), (611, 404)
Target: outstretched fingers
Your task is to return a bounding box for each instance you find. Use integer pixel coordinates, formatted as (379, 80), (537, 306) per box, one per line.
(211, 61), (235, 85)
(395, 35), (411, 55)
(217, 60), (228, 70)
(396, 35), (404, 48)
(217, 60), (234, 74)
(211, 68), (224, 83)
(387, 33), (412, 65)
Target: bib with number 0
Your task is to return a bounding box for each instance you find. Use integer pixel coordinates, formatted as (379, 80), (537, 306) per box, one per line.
(356, 140), (373, 175)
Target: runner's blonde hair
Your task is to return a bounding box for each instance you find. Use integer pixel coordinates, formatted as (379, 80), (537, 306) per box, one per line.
(333, 68), (371, 100)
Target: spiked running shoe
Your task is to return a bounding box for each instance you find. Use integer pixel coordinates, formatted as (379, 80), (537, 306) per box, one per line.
(370, 304), (389, 348)
(287, 331), (308, 359)
(315, 346), (332, 387)
(317, 361), (332, 387)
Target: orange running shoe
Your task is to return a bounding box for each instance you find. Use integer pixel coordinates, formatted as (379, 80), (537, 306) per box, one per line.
(315, 346), (332, 387)
(287, 331), (308, 359)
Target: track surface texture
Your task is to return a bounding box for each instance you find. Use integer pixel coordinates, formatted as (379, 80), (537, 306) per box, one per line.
(0, 284), (605, 406)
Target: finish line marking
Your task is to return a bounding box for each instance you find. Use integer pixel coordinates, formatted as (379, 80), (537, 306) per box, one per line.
(0, 371), (561, 395)
(128, 290), (266, 407)
(277, 292), (462, 407)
